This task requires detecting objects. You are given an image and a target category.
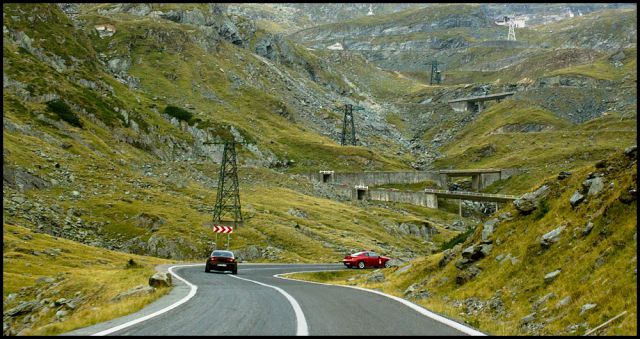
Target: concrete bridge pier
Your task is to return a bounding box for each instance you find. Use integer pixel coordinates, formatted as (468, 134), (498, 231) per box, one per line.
(480, 172), (502, 189)
(471, 175), (480, 191)
(439, 173), (449, 189)
(426, 193), (438, 209)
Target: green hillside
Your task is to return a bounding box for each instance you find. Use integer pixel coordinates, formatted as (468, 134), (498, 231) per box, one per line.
(289, 147), (638, 335)
(2, 3), (636, 336)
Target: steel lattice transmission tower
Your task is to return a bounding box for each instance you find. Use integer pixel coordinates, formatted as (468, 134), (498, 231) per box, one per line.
(341, 103), (356, 146)
(430, 59), (442, 85)
(507, 20), (516, 41)
(212, 141), (243, 228)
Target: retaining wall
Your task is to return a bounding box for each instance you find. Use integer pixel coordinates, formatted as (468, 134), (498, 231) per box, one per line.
(304, 171), (441, 186)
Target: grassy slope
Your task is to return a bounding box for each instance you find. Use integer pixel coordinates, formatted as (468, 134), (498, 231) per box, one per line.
(2, 4), (637, 335)
(3, 3), (466, 277)
(4, 24), (464, 335)
(288, 149), (637, 335)
(3, 223), (173, 335)
(431, 98), (637, 194)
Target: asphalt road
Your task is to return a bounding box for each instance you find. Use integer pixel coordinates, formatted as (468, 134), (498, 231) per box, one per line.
(65, 263), (480, 336)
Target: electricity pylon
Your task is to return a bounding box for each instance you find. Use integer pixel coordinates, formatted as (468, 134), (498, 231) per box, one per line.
(209, 140), (243, 228)
(507, 20), (516, 41)
(430, 59), (442, 85)
(341, 104), (356, 146)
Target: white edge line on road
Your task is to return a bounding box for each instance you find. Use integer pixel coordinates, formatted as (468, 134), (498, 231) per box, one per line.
(91, 264), (202, 336)
(229, 275), (309, 336)
(275, 270), (487, 337)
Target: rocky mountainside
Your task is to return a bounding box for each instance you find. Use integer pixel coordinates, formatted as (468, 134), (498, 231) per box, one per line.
(226, 3), (428, 34)
(2, 2), (637, 337)
(3, 3), (465, 263)
(290, 4), (636, 74)
(291, 145), (637, 335)
(3, 3), (636, 259)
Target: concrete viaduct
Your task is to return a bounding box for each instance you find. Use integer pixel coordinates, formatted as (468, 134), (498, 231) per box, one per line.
(306, 169), (522, 213)
(448, 92), (515, 113)
(312, 168), (521, 191)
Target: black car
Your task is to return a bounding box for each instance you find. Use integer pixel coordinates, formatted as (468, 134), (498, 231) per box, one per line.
(205, 250), (238, 274)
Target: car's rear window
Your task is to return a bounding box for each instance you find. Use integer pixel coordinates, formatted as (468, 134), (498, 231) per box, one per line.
(352, 252), (364, 256)
(211, 251), (234, 258)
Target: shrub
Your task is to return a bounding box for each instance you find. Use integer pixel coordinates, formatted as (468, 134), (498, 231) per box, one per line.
(46, 99), (82, 128)
(126, 258), (140, 268)
(440, 227), (475, 251)
(163, 105), (193, 123)
(533, 199), (550, 220)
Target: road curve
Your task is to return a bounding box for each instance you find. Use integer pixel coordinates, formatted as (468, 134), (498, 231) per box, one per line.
(64, 263), (483, 336)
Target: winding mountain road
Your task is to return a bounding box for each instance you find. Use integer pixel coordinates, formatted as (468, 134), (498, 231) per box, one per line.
(64, 263), (484, 336)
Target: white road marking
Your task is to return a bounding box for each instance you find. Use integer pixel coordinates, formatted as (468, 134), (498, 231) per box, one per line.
(230, 274), (309, 336)
(276, 270), (487, 336)
(91, 264), (201, 336)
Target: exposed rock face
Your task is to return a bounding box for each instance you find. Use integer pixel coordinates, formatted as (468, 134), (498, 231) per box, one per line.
(381, 220), (435, 241)
(3, 164), (51, 191)
(234, 245), (283, 262)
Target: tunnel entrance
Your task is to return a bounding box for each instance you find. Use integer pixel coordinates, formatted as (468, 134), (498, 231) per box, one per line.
(354, 184), (369, 201)
(319, 170), (334, 183)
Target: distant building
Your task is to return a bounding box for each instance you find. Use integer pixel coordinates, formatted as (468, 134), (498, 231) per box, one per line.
(327, 42), (344, 51)
(367, 4), (374, 16)
(495, 15), (527, 28)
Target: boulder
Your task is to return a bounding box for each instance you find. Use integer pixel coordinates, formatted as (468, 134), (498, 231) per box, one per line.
(532, 292), (556, 310)
(579, 303), (597, 315)
(555, 296), (572, 309)
(481, 218), (499, 243)
(557, 171), (572, 180)
(287, 208), (308, 219)
(569, 191), (585, 207)
(541, 225), (565, 248)
(624, 145), (636, 158)
(462, 245), (484, 260)
(456, 265), (481, 285)
(4, 301), (39, 317)
(148, 272), (172, 288)
(385, 258), (404, 267)
(586, 177), (604, 196)
(544, 269), (561, 283)
(514, 185), (549, 214)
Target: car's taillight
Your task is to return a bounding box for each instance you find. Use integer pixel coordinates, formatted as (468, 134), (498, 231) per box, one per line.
(210, 256), (216, 261)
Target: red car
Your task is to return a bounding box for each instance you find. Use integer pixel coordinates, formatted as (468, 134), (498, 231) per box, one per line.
(205, 250), (238, 274)
(343, 251), (391, 269)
